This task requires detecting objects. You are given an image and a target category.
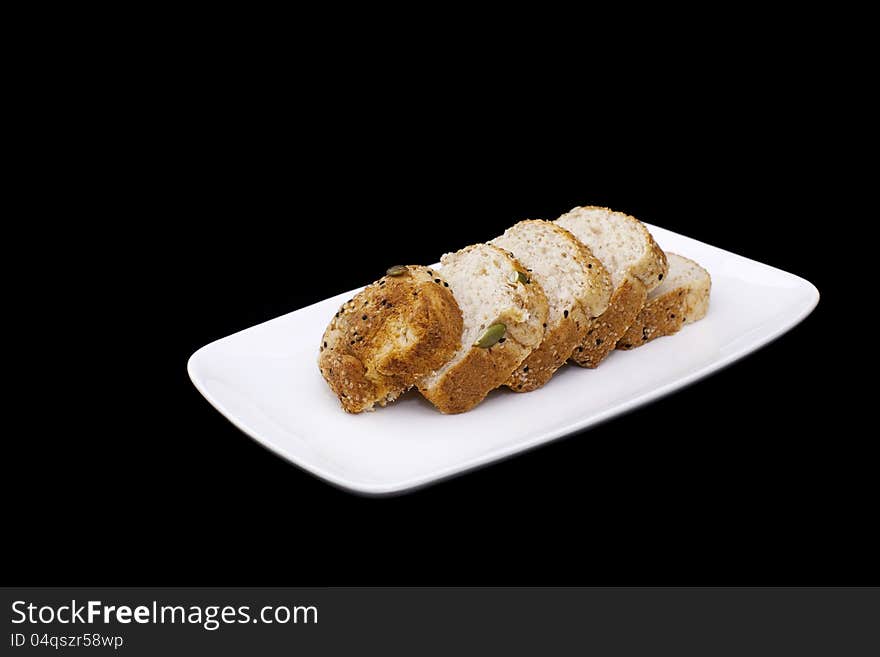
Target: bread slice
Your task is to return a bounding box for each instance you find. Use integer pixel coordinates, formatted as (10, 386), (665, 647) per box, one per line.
(490, 220), (612, 391)
(555, 206), (668, 368)
(617, 253), (711, 349)
(319, 265), (462, 413)
(417, 244), (549, 414)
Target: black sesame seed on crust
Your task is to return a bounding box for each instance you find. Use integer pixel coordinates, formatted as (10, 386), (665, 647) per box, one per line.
(523, 365), (529, 372)
(563, 309), (569, 318)
(658, 273), (663, 280)
(362, 315), (368, 320)
(498, 337), (506, 344)
(577, 346), (584, 352)
(323, 342), (327, 348)
(587, 263), (592, 268)
(595, 338), (603, 346)
(434, 278), (441, 284)
(542, 323), (547, 328)
(443, 281), (449, 287)
(670, 313), (676, 318)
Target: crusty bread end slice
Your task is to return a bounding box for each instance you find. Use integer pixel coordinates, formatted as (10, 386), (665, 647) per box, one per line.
(319, 265), (462, 413)
(417, 244), (548, 413)
(617, 252), (710, 349)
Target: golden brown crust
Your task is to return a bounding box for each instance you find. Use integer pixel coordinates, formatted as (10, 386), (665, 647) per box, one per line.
(507, 302), (586, 392)
(318, 266), (462, 413)
(616, 288), (686, 349)
(617, 256), (711, 350)
(569, 276), (647, 368)
(418, 324), (534, 413)
(417, 248), (549, 414)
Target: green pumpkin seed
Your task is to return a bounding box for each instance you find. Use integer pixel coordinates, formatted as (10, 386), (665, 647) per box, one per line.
(509, 270), (530, 284)
(386, 265), (407, 276)
(474, 323), (507, 348)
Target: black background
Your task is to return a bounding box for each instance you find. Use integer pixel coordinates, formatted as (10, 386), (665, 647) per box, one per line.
(6, 42), (870, 588)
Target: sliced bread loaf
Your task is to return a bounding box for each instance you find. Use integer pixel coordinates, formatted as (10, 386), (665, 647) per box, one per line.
(417, 244), (548, 414)
(490, 220), (612, 391)
(617, 253), (711, 349)
(319, 265), (462, 413)
(555, 206), (668, 368)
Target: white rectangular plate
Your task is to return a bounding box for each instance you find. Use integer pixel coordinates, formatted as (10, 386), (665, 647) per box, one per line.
(188, 225), (818, 495)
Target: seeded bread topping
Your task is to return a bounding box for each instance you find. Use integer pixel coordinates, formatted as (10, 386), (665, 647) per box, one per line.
(318, 265), (462, 413)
